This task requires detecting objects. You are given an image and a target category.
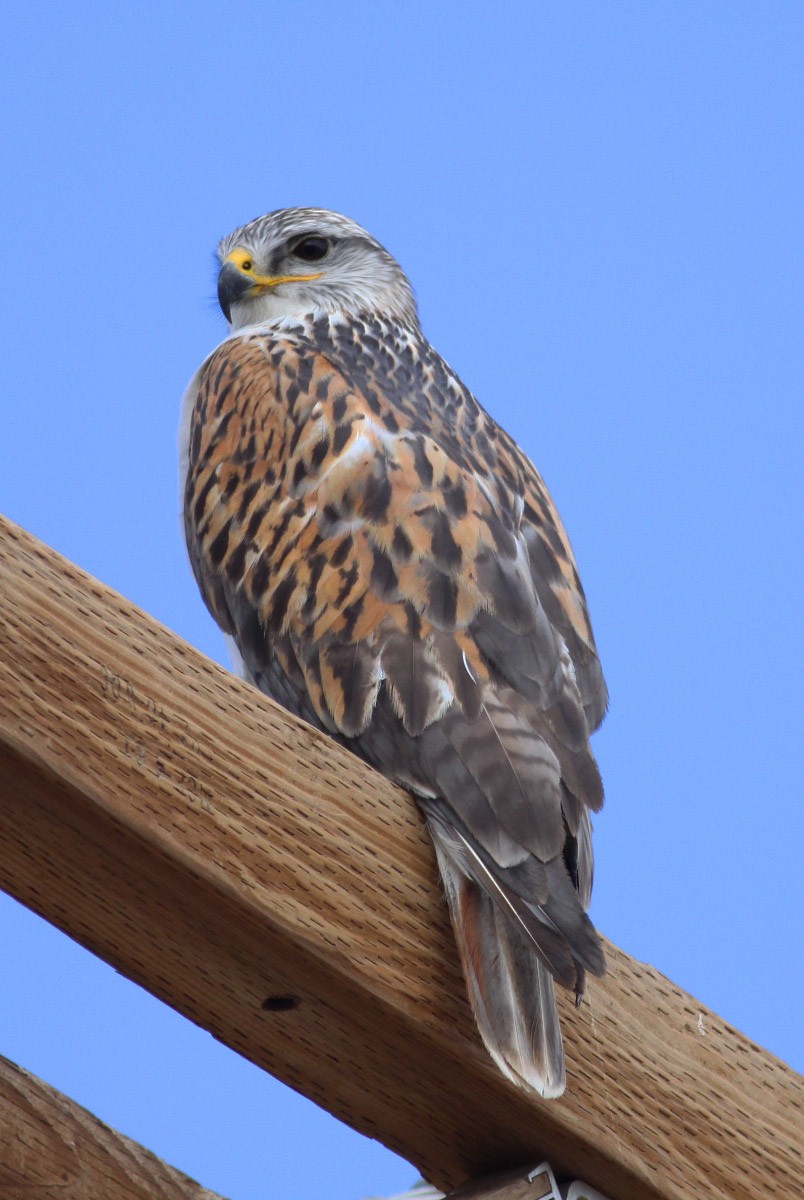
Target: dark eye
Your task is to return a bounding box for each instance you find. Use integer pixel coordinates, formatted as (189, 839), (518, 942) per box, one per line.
(292, 235), (330, 262)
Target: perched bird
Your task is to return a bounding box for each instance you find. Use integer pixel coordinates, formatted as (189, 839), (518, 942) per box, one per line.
(180, 208), (608, 1097)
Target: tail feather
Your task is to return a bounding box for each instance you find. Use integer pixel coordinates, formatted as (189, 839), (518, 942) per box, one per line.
(428, 816), (567, 1097)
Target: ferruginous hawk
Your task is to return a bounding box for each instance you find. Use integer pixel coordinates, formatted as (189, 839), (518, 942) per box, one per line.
(180, 207), (608, 1098)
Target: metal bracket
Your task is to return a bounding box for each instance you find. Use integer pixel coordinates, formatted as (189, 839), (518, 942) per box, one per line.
(528, 1162), (612, 1200)
(382, 1163), (613, 1200)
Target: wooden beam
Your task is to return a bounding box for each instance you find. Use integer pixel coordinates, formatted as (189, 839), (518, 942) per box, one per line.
(0, 513), (800, 1200)
(0, 1053), (227, 1200)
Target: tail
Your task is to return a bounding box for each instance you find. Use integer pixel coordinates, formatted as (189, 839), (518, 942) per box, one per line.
(426, 813), (603, 1098)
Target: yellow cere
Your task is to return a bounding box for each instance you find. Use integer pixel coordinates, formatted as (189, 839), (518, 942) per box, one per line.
(225, 246), (257, 272)
(224, 247), (324, 289)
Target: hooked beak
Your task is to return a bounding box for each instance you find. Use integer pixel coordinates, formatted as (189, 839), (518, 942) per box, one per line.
(217, 250), (325, 322)
(217, 260), (255, 322)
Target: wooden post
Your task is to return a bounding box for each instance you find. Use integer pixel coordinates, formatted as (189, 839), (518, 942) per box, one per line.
(0, 514), (801, 1199)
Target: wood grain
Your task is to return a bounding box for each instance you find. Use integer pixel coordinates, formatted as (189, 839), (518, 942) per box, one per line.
(0, 514), (801, 1199)
(0, 1054), (227, 1200)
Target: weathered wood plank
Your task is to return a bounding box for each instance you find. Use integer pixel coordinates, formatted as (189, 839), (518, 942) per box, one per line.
(0, 1054), (227, 1200)
(0, 514), (801, 1199)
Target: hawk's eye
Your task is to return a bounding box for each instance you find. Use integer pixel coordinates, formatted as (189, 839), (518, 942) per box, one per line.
(292, 236), (330, 262)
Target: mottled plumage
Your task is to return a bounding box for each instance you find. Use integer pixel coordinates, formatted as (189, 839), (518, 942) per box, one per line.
(181, 208), (608, 1097)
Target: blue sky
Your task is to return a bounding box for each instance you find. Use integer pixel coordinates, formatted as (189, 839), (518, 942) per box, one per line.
(1, 3), (802, 1197)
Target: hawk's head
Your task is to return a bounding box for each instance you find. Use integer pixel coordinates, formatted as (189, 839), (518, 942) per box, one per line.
(216, 208), (418, 331)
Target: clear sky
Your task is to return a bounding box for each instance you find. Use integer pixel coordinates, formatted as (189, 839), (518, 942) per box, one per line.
(2, 3), (802, 1198)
